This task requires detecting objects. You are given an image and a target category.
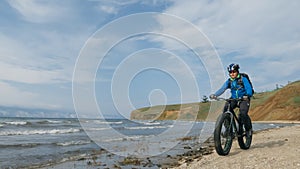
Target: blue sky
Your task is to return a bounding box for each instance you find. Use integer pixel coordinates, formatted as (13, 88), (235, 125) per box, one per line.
(1, 0), (300, 118)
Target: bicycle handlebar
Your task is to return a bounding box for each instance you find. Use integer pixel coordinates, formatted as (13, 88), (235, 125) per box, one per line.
(213, 97), (243, 102)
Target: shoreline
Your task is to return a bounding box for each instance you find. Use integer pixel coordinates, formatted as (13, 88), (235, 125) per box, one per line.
(40, 138), (215, 169)
(36, 123), (299, 169)
(252, 120), (300, 124)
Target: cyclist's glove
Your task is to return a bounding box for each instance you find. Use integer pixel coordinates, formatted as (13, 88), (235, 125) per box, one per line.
(210, 94), (217, 100)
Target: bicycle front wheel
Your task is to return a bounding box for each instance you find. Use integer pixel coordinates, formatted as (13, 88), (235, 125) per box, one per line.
(214, 113), (233, 155)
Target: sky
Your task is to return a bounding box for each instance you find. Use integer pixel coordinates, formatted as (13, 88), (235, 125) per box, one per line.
(0, 0), (300, 118)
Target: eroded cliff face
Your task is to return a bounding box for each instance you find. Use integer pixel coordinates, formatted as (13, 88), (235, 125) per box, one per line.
(249, 81), (300, 121)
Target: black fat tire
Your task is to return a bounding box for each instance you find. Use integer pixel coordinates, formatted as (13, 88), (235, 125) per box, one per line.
(214, 113), (233, 156)
(238, 117), (252, 149)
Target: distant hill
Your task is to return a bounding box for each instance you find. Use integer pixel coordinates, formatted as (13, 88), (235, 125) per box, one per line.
(130, 80), (300, 121)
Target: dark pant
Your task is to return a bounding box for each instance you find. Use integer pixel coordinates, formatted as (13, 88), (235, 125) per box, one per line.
(223, 99), (252, 131)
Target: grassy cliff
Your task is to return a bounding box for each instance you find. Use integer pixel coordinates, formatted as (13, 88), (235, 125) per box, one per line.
(130, 80), (300, 121)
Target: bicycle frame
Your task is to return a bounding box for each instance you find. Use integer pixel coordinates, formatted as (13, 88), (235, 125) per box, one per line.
(222, 98), (242, 137)
(224, 110), (239, 137)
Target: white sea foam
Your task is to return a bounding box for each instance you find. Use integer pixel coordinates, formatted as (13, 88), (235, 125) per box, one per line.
(46, 120), (61, 124)
(93, 120), (123, 125)
(78, 120), (123, 125)
(0, 128), (80, 136)
(102, 137), (124, 142)
(4, 121), (29, 125)
(85, 127), (110, 131)
(101, 135), (155, 142)
(56, 140), (92, 146)
(143, 122), (161, 125)
(124, 125), (173, 130)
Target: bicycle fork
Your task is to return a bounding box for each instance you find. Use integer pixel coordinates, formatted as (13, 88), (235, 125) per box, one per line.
(224, 111), (239, 138)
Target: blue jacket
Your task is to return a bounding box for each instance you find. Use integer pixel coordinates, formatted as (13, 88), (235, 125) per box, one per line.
(215, 75), (253, 99)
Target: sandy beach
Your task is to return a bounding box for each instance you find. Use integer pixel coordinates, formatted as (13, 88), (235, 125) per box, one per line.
(175, 124), (300, 169)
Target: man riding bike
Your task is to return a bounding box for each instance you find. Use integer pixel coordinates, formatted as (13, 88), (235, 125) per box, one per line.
(210, 63), (253, 137)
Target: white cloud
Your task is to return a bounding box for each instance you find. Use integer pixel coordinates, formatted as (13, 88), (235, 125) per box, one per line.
(0, 81), (37, 107)
(105, 0), (140, 6)
(93, 0), (147, 15)
(164, 0), (300, 55)
(6, 0), (70, 23)
(0, 61), (67, 84)
(0, 80), (69, 110)
(98, 5), (118, 15)
(163, 0), (300, 91)
(0, 32), (74, 84)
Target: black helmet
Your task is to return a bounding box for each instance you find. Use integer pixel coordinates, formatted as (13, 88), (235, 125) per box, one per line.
(227, 63), (239, 72)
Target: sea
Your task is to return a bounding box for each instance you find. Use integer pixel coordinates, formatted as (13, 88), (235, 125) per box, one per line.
(0, 117), (296, 169)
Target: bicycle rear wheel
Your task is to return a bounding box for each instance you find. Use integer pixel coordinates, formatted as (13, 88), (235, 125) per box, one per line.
(214, 113), (233, 155)
(238, 117), (252, 149)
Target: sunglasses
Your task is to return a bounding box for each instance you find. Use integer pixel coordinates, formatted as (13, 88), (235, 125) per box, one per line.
(229, 70), (237, 74)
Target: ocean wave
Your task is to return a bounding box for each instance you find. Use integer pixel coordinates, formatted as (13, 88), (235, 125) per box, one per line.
(56, 140), (92, 146)
(0, 128), (81, 136)
(85, 127), (110, 131)
(78, 119), (123, 124)
(93, 120), (123, 125)
(124, 125), (173, 130)
(37, 120), (63, 124)
(4, 121), (31, 125)
(0, 143), (43, 148)
(143, 122), (161, 125)
(102, 137), (124, 142)
(101, 135), (154, 142)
